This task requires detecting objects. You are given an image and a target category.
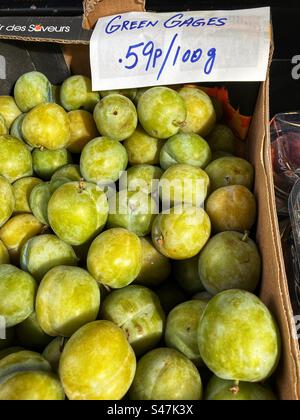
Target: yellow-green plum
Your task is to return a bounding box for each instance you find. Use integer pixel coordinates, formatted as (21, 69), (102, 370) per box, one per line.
(67, 110), (98, 153)
(93, 94), (138, 141)
(59, 320), (136, 400)
(10, 113), (29, 147)
(207, 124), (236, 154)
(129, 348), (202, 400)
(32, 148), (72, 180)
(134, 87), (149, 104)
(0, 114), (8, 134)
(198, 232), (261, 295)
(100, 88), (137, 101)
(0, 347), (23, 361)
(43, 337), (66, 373)
(0, 96), (21, 128)
(126, 164), (163, 195)
(87, 228), (142, 288)
(138, 87), (186, 139)
(36, 266), (100, 337)
(159, 164), (210, 208)
(60, 75), (100, 112)
(211, 97), (223, 122)
(15, 312), (52, 350)
(124, 125), (165, 165)
(29, 183), (51, 225)
(205, 157), (254, 192)
(0, 135), (33, 182)
(155, 279), (188, 313)
(107, 190), (157, 237)
(51, 164), (81, 182)
(206, 185), (257, 233)
(101, 285), (165, 356)
(205, 375), (277, 400)
(160, 132), (212, 170)
(0, 328), (14, 351)
(178, 87), (216, 136)
(48, 181), (108, 246)
(152, 206), (211, 260)
(22, 103), (70, 150)
(14, 71), (53, 112)
(12, 177), (43, 214)
(20, 234), (78, 282)
(165, 300), (208, 366)
(0, 265), (37, 327)
(0, 175), (15, 227)
(173, 255), (204, 294)
(134, 237), (171, 287)
(198, 290), (281, 382)
(0, 240), (9, 264)
(80, 137), (128, 184)
(0, 214), (44, 264)
(0, 350), (51, 379)
(212, 151), (233, 161)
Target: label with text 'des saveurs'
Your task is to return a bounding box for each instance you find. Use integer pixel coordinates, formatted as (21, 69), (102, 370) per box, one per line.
(90, 7), (271, 91)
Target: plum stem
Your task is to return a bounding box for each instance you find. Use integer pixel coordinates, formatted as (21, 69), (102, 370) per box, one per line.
(78, 178), (85, 194)
(242, 231), (249, 242)
(230, 381), (240, 395)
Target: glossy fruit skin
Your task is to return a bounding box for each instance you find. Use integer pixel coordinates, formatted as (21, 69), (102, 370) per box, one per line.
(159, 164), (210, 208)
(165, 300), (208, 366)
(0, 347), (23, 360)
(160, 132), (212, 170)
(36, 266), (100, 337)
(14, 71), (53, 112)
(0, 135), (33, 183)
(20, 234), (78, 282)
(198, 290), (281, 382)
(205, 375), (277, 400)
(59, 320), (136, 400)
(101, 285), (165, 356)
(32, 148), (72, 180)
(29, 183), (51, 225)
(0, 96), (22, 129)
(126, 164), (163, 195)
(67, 110), (98, 153)
(0, 175), (15, 227)
(124, 125), (165, 165)
(0, 113), (8, 135)
(43, 337), (66, 373)
(0, 239), (9, 264)
(12, 177), (43, 214)
(129, 348), (202, 400)
(51, 164), (81, 182)
(134, 237), (171, 287)
(205, 157), (254, 192)
(93, 94), (138, 141)
(87, 228), (142, 288)
(100, 88), (137, 101)
(0, 265), (37, 328)
(155, 279), (188, 313)
(80, 136), (128, 184)
(22, 103), (70, 150)
(178, 87), (216, 136)
(15, 312), (52, 350)
(48, 181), (108, 246)
(173, 255), (204, 294)
(60, 75), (100, 112)
(207, 124), (236, 154)
(198, 232), (261, 295)
(152, 206), (211, 260)
(138, 87), (187, 139)
(206, 185), (257, 233)
(10, 114), (29, 147)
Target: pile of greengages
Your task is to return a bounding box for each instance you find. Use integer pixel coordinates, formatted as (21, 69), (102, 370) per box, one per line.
(0, 72), (280, 400)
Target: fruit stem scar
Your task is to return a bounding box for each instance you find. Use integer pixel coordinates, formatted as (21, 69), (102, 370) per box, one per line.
(230, 381), (240, 395)
(157, 236), (164, 246)
(78, 178), (86, 193)
(242, 231), (249, 242)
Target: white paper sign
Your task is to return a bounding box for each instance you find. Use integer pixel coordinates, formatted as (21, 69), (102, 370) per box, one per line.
(90, 7), (271, 91)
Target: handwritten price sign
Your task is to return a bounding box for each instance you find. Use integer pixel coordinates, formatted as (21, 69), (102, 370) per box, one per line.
(90, 8), (270, 91)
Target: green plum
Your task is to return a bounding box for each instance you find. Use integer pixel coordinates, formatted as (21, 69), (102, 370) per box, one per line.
(32, 148), (72, 180)
(207, 124), (236, 154)
(15, 312), (52, 350)
(134, 237), (171, 287)
(0, 239), (9, 264)
(178, 87), (216, 136)
(124, 125), (165, 165)
(126, 164), (163, 195)
(43, 337), (66, 373)
(51, 164), (81, 182)
(0, 264), (37, 328)
(129, 348), (202, 400)
(205, 375), (277, 400)
(93, 94), (138, 141)
(205, 157), (254, 192)
(60, 75), (100, 112)
(0, 350), (51, 378)
(0, 328), (14, 351)
(173, 255), (204, 294)
(80, 137), (128, 184)
(159, 164), (210, 208)
(10, 113), (27, 145)
(0, 347), (23, 361)
(0, 96), (22, 128)
(0, 135), (32, 182)
(155, 279), (188, 313)
(12, 177), (43, 214)
(160, 132), (212, 170)
(22, 103), (70, 150)
(20, 234), (78, 282)
(206, 185), (257, 233)
(100, 88), (137, 101)
(165, 300), (208, 366)
(193, 291), (212, 301)
(198, 290), (281, 382)
(211, 97), (223, 122)
(101, 285), (165, 356)
(212, 151), (233, 161)
(14, 71), (52, 112)
(0, 175), (15, 227)
(87, 228), (142, 289)
(36, 266), (100, 337)
(29, 183), (51, 225)
(48, 181), (108, 246)
(0, 113), (8, 134)
(134, 87), (149, 104)
(67, 110), (98, 153)
(198, 232), (261, 295)
(138, 87), (187, 139)
(152, 206), (211, 260)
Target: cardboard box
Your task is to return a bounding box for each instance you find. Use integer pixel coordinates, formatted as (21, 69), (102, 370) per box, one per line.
(0, 0), (299, 400)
